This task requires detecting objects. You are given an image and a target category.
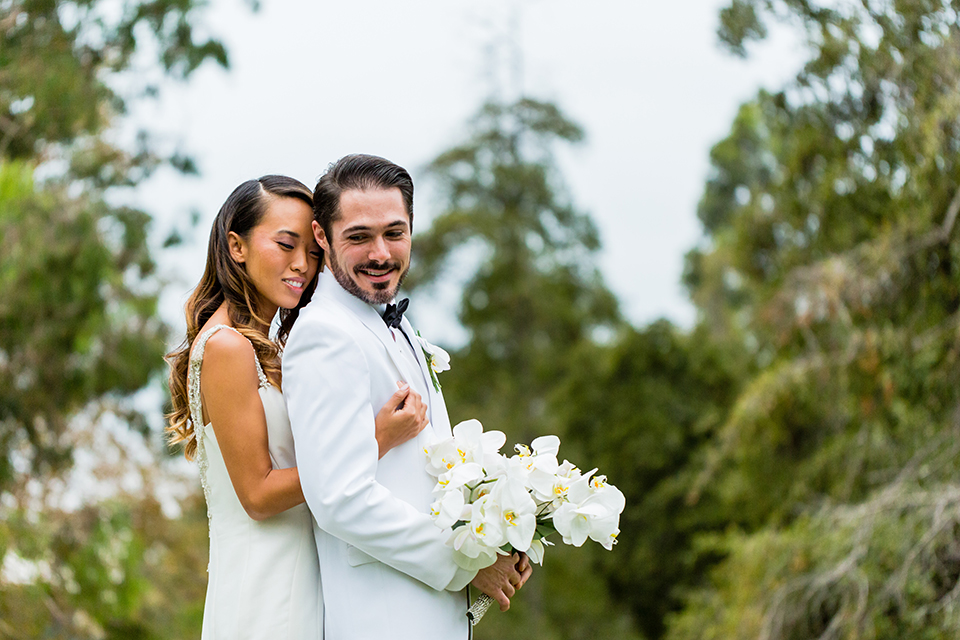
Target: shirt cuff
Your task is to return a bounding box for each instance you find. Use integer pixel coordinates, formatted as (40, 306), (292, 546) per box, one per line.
(444, 563), (477, 592)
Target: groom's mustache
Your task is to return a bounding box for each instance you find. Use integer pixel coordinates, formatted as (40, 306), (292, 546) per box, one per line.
(355, 260), (401, 273)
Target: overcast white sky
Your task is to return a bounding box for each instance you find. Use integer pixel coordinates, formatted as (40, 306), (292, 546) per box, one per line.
(135, 0), (804, 343)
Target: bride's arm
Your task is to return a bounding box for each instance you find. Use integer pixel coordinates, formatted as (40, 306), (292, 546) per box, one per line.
(201, 330), (303, 521)
(201, 333), (428, 521)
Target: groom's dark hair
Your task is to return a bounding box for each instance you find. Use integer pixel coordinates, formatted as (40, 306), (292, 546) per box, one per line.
(313, 154), (414, 237)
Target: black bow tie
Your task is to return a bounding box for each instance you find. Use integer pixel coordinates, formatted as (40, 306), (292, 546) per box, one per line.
(381, 298), (409, 329)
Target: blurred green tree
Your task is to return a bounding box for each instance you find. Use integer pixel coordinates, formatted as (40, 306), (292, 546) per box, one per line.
(558, 321), (743, 639)
(410, 98), (638, 640)
(1, 0), (230, 636)
(411, 98), (621, 442)
(0, 0), (226, 497)
(666, 1), (960, 638)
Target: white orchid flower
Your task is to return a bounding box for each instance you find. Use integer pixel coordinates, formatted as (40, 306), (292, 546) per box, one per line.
(552, 497), (623, 548)
(528, 467), (573, 509)
(526, 536), (555, 565)
(566, 469), (598, 503)
(531, 435), (560, 460)
(448, 524), (500, 571)
(430, 488), (467, 529)
(424, 438), (462, 477)
(415, 335), (451, 373)
(513, 435), (561, 475)
(556, 459), (582, 479)
(490, 477), (538, 551)
(550, 472), (625, 547)
(485, 450), (533, 486)
(435, 462), (483, 495)
(448, 495), (506, 569)
(451, 419), (506, 468)
(428, 420), (625, 576)
(585, 475), (625, 515)
(527, 458), (585, 509)
(585, 481), (626, 550)
(550, 502), (593, 547)
(587, 514), (621, 550)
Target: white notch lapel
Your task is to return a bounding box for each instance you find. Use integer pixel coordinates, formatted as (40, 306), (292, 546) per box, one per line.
(334, 294), (444, 444)
(356, 306), (424, 389)
(399, 316), (452, 439)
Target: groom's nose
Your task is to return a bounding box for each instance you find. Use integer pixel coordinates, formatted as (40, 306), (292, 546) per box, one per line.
(368, 235), (391, 262)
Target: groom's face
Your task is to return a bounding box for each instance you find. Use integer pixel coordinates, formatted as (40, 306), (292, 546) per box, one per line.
(314, 187), (411, 305)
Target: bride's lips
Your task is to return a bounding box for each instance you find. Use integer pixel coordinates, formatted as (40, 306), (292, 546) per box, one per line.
(282, 277), (306, 292)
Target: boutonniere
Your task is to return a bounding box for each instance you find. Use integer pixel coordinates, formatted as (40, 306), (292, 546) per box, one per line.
(415, 333), (450, 393)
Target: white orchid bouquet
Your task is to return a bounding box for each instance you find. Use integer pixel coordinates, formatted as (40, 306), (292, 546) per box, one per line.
(424, 419), (625, 624)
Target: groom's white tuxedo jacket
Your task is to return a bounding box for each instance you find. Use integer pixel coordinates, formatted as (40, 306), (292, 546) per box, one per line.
(283, 271), (475, 640)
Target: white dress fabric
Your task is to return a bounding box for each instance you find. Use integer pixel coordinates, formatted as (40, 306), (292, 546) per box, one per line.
(189, 324), (322, 640)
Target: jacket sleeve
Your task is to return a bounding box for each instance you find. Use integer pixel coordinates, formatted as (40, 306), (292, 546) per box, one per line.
(282, 314), (476, 592)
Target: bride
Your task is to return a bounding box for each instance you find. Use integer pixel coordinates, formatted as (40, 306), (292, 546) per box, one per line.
(165, 175), (427, 639)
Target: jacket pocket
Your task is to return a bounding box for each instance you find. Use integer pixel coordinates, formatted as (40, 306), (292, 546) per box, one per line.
(345, 545), (379, 567)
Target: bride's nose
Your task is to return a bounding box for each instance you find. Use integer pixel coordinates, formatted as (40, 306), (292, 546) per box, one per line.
(291, 249), (308, 273)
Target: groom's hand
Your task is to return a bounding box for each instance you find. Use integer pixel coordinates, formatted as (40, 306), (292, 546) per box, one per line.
(471, 552), (525, 612)
(375, 382), (429, 458)
(515, 552), (533, 590)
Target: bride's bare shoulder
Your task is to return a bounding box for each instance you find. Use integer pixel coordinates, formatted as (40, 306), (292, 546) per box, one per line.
(195, 326), (258, 387)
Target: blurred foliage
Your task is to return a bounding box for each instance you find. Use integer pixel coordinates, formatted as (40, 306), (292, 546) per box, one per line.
(411, 98), (621, 444)
(423, 2), (960, 639)
(0, 492), (209, 639)
(665, 1), (960, 638)
(410, 98), (639, 639)
(1, 0), (229, 636)
(557, 321), (745, 639)
(1, 0), (226, 167)
(0, 161), (166, 485)
(1, 0), (226, 492)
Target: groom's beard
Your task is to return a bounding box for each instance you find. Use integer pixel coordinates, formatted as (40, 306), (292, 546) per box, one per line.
(326, 247), (409, 305)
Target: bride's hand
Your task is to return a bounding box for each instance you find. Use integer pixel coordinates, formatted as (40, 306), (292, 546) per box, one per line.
(375, 382), (428, 458)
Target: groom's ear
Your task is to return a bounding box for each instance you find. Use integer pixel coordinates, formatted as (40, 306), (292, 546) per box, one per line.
(227, 231), (246, 264)
(312, 220), (330, 252)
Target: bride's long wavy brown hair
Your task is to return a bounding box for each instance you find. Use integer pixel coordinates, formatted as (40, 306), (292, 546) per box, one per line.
(165, 175), (319, 459)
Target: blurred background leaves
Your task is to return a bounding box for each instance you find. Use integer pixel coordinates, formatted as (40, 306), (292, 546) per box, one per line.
(1, 0), (227, 636)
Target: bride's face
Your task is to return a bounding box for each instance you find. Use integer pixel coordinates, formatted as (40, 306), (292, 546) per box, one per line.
(229, 196), (321, 317)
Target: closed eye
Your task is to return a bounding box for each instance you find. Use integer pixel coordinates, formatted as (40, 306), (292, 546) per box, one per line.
(277, 241), (294, 250)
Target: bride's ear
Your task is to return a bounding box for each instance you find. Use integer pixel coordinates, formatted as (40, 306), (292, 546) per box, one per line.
(227, 231), (246, 264)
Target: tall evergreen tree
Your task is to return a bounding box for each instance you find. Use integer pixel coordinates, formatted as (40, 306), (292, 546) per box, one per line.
(410, 98), (636, 640)
(412, 98), (621, 441)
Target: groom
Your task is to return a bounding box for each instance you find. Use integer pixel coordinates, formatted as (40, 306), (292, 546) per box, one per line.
(283, 154), (530, 639)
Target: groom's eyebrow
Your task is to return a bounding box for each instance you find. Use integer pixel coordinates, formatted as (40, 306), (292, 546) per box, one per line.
(341, 221), (408, 235)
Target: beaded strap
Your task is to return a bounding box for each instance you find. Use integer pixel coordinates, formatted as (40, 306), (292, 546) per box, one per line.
(187, 324), (270, 529)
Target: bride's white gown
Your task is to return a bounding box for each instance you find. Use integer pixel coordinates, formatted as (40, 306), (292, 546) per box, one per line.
(189, 324), (322, 640)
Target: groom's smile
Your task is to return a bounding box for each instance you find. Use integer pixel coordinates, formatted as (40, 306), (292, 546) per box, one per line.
(355, 259), (401, 289)
(315, 187), (412, 305)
